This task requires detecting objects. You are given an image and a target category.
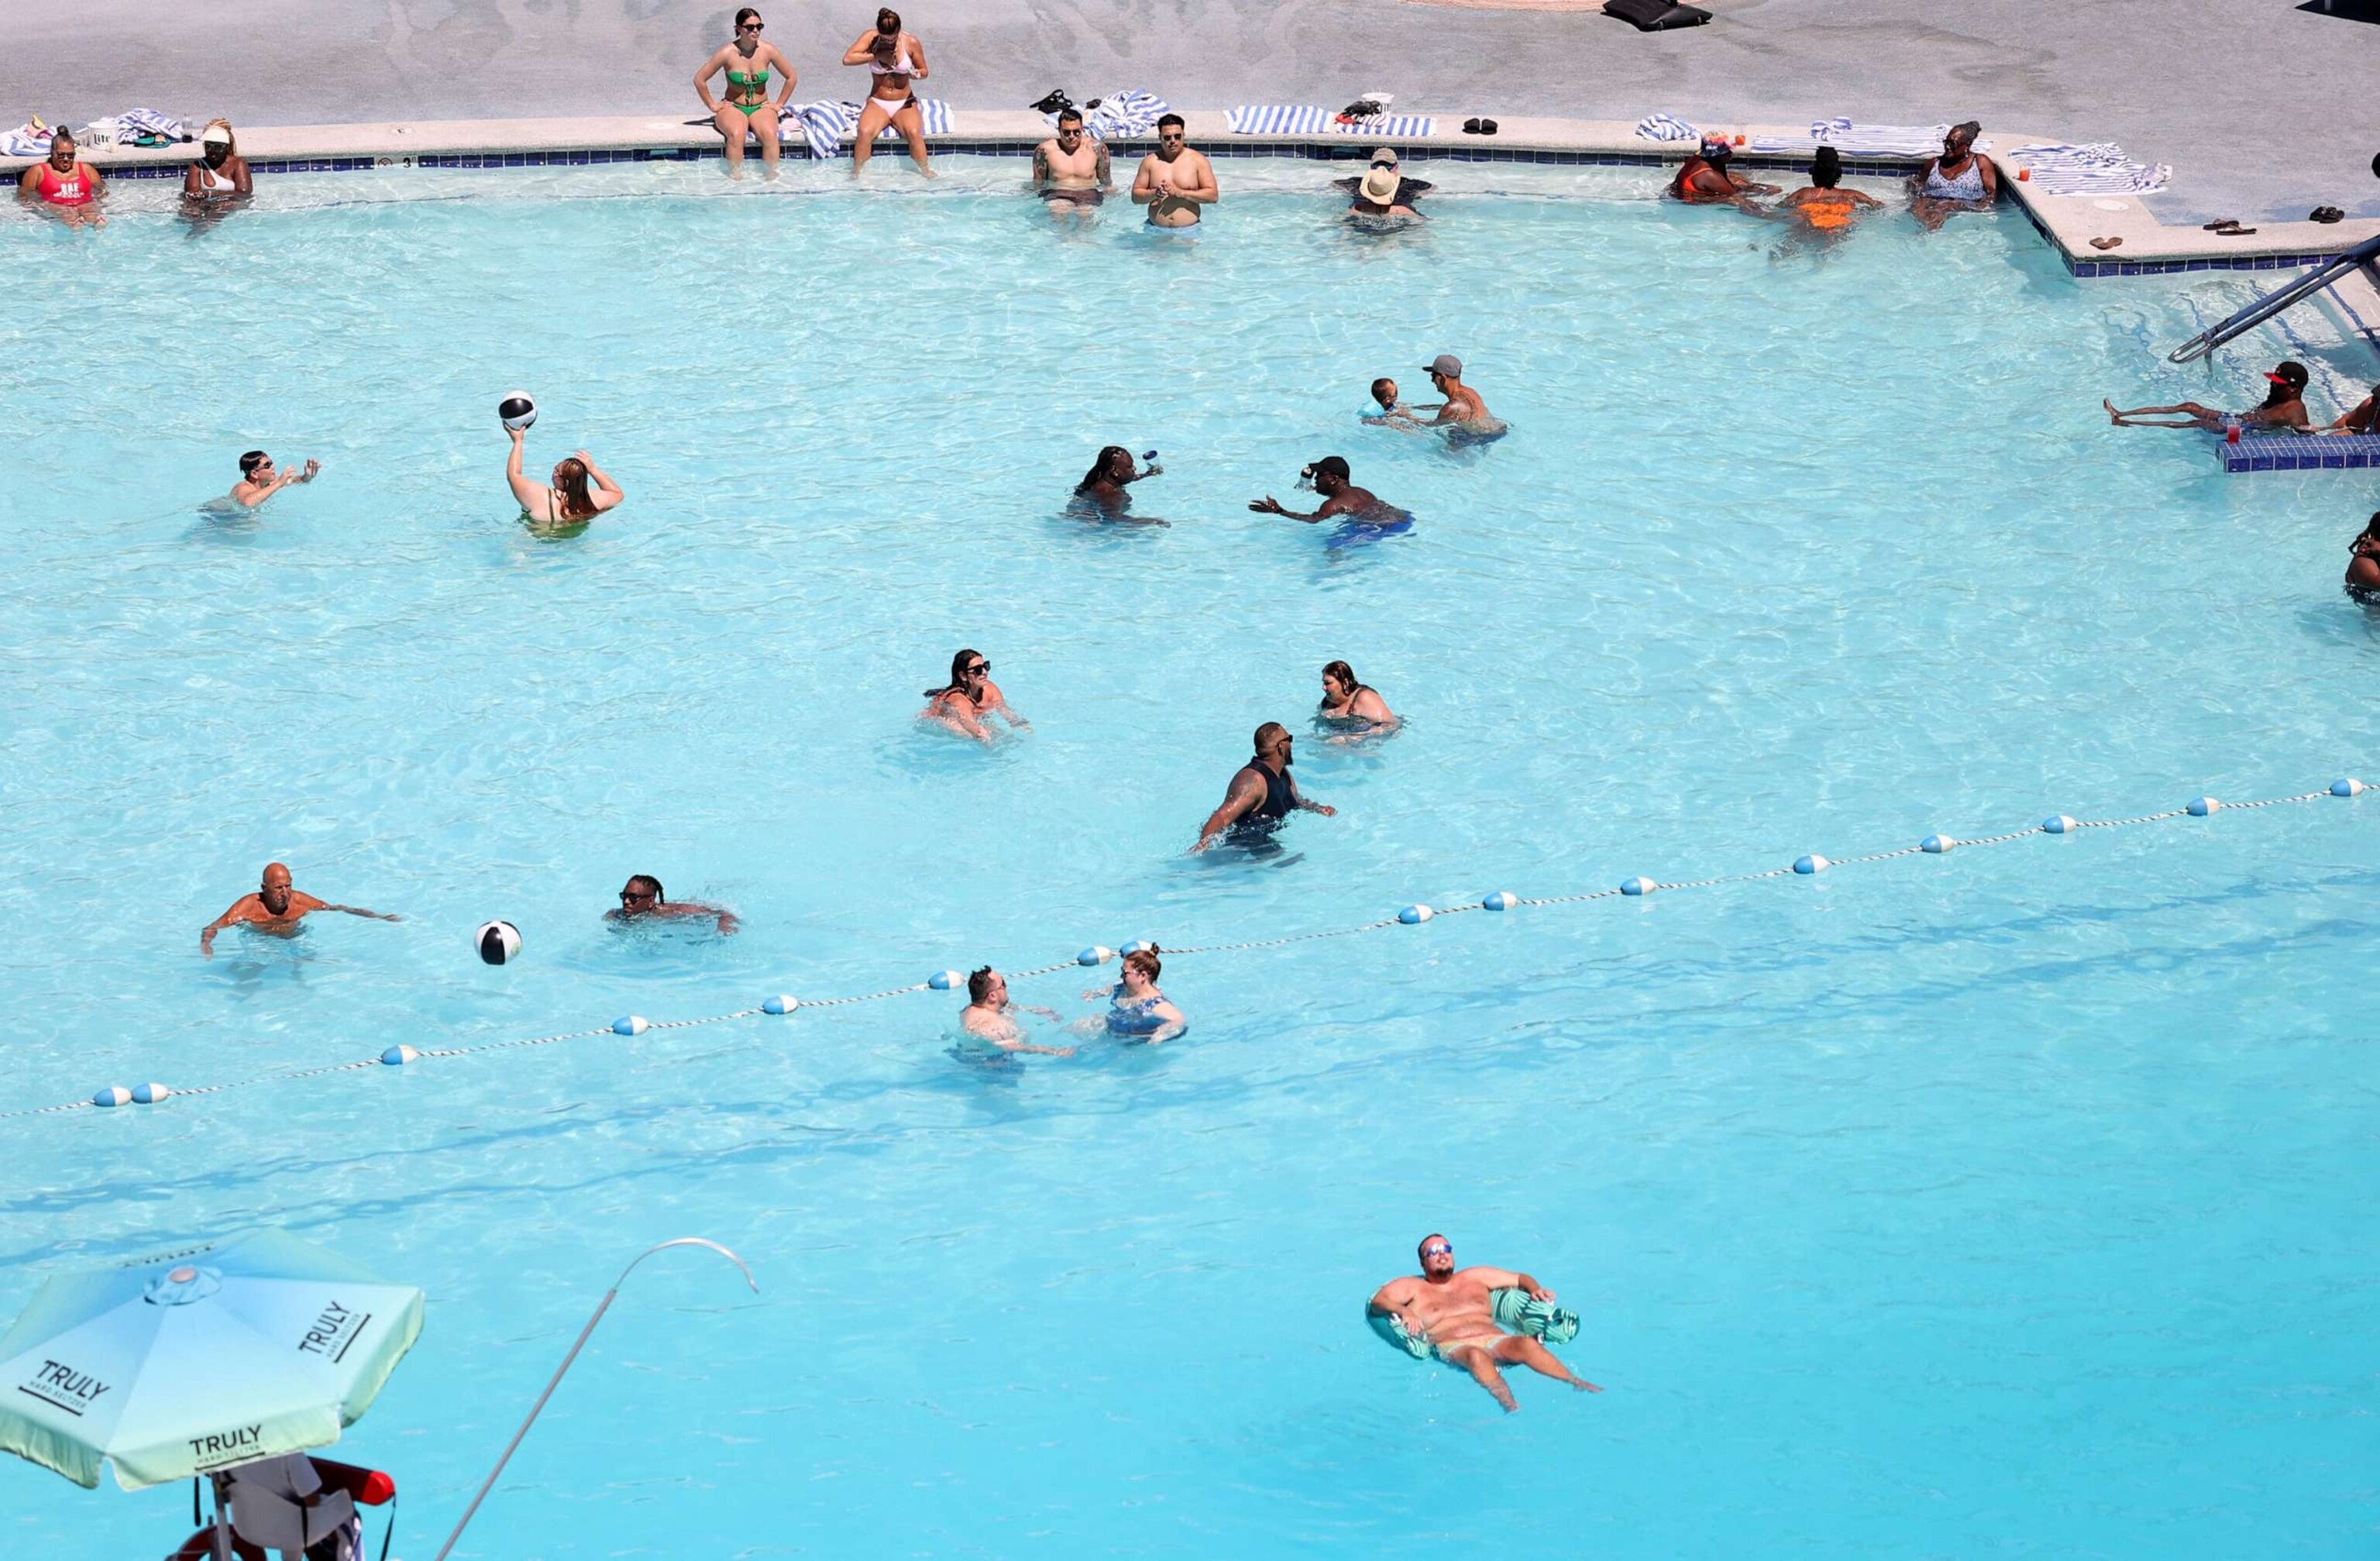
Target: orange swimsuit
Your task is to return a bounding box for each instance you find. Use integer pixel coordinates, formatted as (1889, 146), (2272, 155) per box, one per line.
(1797, 192), (1856, 231)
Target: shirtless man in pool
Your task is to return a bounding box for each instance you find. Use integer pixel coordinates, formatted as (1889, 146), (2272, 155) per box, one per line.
(200, 861), (400, 958)
(1034, 108), (1112, 218)
(1367, 1234), (1601, 1411)
(1133, 114), (1218, 228)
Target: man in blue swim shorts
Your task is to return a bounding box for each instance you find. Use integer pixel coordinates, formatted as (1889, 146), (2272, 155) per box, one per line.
(1367, 1234), (1601, 1411)
(1247, 455), (1412, 538)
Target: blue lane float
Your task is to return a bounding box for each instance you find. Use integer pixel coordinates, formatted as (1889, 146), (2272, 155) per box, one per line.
(8, 775), (2364, 1125)
(1120, 937), (1158, 955)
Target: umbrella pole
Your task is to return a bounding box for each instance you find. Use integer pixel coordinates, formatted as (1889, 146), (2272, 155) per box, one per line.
(210, 1474), (232, 1561)
(431, 1239), (755, 1561)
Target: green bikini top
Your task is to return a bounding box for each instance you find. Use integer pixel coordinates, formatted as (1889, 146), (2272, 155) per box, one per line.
(727, 68), (769, 91)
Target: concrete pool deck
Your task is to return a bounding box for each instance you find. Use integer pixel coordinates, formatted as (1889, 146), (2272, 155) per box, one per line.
(5, 0), (2378, 229)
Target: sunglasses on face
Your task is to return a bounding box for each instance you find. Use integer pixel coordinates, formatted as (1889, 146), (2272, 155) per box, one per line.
(620, 890), (655, 904)
(741, 20), (763, 29)
(967, 663), (989, 676)
(1422, 1242), (1452, 1257)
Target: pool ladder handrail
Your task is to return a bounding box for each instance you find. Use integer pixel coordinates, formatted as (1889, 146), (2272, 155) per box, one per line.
(2167, 231), (2380, 363)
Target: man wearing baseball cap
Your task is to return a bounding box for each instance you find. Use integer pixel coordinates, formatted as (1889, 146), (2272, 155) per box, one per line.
(1247, 455), (1414, 545)
(1415, 354), (1505, 440)
(2103, 359), (2312, 434)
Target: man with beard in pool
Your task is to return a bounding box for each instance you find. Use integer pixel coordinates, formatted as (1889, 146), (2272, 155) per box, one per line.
(200, 861), (400, 957)
(607, 874), (739, 934)
(1192, 722), (1336, 852)
(1368, 1234), (1602, 1411)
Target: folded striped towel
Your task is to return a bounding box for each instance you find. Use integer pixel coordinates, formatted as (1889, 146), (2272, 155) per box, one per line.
(1044, 89), (1168, 141)
(84, 108), (186, 145)
(2006, 142), (2171, 196)
(1228, 105), (1332, 135)
(1339, 112), (1433, 138)
(1635, 112), (1700, 143)
(790, 98), (953, 160)
(1749, 119), (1992, 157)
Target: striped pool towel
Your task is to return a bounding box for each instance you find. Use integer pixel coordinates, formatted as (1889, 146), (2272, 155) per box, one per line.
(1046, 89), (1168, 141)
(1336, 112), (1433, 138)
(84, 108), (186, 145)
(2007, 143), (2171, 196)
(1750, 119), (1991, 157)
(1635, 113), (1700, 143)
(790, 98), (954, 160)
(1228, 105), (1332, 135)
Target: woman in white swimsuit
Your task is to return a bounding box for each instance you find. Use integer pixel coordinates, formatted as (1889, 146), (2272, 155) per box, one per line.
(1911, 122), (1998, 232)
(842, 7), (932, 175)
(182, 120), (251, 204)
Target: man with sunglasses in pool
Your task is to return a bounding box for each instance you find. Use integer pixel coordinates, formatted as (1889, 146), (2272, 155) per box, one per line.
(1247, 455), (1415, 545)
(1192, 722), (1335, 853)
(607, 874), (739, 934)
(1369, 1235), (1601, 1411)
(200, 861), (399, 958)
(1132, 113), (1219, 229)
(232, 449), (322, 509)
(1034, 107), (1112, 218)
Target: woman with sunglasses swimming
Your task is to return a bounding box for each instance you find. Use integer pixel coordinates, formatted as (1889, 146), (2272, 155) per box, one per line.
(920, 649), (1030, 744)
(19, 129), (105, 227)
(1072, 445), (1164, 520)
(182, 119), (253, 206)
(696, 9), (797, 179)
(843, 8), (934, 176)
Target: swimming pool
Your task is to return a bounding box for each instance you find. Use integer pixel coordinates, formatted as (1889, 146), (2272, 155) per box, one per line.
(5, 158), (2378, 1558)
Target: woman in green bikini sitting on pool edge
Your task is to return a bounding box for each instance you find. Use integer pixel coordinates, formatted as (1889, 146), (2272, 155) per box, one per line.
(696, 8), (797, 180)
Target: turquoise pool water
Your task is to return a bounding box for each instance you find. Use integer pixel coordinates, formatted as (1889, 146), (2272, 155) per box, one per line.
(4, 159), (2378, 1558)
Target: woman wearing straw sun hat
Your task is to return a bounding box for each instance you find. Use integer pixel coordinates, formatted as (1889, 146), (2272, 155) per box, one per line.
(1341, 146), (1429, 219)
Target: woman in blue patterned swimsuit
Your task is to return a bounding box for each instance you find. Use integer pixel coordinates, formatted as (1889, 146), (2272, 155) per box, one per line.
(1090, 947), (1186, 1044)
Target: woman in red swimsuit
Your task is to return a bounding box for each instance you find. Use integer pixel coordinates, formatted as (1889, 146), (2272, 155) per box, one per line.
(18, 129), (104, 227)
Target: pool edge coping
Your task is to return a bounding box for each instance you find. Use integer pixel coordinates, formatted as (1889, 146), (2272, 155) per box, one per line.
(10, 108), (2378, 280)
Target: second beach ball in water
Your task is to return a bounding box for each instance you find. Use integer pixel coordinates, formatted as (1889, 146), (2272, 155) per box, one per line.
(498, 394), (538, 432)
(476, 920), (522, 965)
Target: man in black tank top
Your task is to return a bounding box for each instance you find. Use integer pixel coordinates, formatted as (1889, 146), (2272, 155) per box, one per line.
(1192, 722), (1336, 852)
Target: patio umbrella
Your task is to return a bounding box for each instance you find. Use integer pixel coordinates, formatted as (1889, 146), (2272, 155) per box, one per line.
(0, 1228), (423, 1492)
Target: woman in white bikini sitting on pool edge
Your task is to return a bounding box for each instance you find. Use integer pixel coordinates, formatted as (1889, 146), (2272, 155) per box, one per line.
(843, 7), (933, 176)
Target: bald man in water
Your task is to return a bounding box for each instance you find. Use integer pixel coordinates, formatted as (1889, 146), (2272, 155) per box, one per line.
(200, 861), (399, 957)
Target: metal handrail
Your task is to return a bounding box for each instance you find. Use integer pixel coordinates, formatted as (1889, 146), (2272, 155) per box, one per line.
(432, 1238), (758, 1561)
(2168, 232), (2380, 363)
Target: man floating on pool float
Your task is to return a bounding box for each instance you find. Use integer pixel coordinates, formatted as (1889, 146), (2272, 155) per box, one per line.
(1367, 1233), (1602, 1412)
(200, 861), (400, 958)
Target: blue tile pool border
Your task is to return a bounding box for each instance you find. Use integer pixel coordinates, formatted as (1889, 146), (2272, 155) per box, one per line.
(88, 141), (2366, 279)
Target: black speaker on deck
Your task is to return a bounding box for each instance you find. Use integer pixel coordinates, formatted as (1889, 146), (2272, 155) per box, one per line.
(1604, 0), (1714, 30)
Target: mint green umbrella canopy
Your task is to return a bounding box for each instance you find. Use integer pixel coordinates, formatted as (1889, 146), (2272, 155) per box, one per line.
(0, 1229), (424, 1491)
